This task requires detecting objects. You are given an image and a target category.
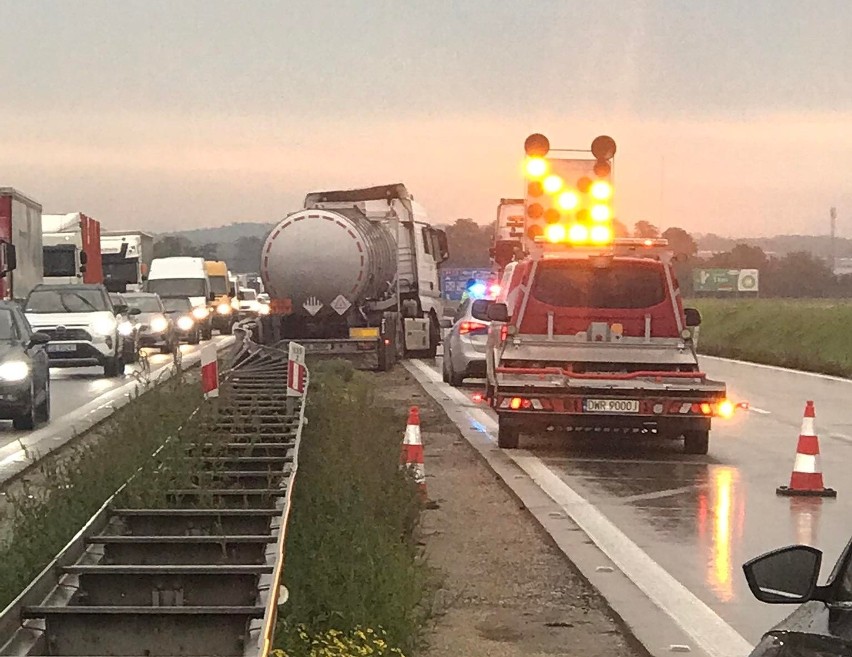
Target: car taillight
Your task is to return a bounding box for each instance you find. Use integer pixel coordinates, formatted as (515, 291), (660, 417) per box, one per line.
(459, 321), (488, 335)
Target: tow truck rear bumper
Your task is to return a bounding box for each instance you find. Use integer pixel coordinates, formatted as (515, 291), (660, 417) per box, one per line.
(491, 375), (727, 433)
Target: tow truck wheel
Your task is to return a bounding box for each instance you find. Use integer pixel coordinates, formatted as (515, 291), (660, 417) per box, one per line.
(683, 429), (709, 455)
(497, 421), (520, 449)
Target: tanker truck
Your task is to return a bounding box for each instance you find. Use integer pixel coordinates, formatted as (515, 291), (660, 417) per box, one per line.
(257, 183), (449, 369)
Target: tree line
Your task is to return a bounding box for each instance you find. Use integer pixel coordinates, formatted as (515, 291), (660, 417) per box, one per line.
(153, 235), (265, 274)
(635, 222), (851, 299)
(154, 219), (850, 298)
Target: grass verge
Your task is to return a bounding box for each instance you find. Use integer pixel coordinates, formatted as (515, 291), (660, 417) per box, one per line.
(275, 359), (425, 657)
(0, 369), (205, 611)
(695, 298), (852, 376)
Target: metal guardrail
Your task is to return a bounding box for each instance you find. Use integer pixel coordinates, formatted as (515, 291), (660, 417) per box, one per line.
(0, 324), (308, 657)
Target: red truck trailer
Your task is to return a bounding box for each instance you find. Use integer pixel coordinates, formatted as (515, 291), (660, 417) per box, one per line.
(0, 188), (43, 300)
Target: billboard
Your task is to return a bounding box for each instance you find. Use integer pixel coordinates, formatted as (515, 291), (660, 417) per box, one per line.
(441, 268), (493, 300)
(693, 269), (759, 293)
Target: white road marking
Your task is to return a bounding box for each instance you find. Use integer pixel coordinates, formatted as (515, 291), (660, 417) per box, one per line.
(407, 358), (753, 657)
(747, 406), (771, 415)
(701, 354), (852, 385)
(618, 485), (704, 504)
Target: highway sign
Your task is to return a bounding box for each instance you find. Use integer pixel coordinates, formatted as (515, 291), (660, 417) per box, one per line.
(693, 268), (758, 293)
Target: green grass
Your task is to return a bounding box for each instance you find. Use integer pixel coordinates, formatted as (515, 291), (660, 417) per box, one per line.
(0, 371), (205, 611)
(694, 298), (852, 377)
(275, 359), (425, 656)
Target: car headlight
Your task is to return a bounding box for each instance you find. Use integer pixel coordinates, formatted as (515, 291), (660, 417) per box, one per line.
(118, 320), (134, 336)
(92, 316), (117, 336)
(177, 316), (195, 331)
(258, 303), (270, 315)
(192, 306), (209, 320)
(150, 315), (169, 333)
(217, 303), (231, 315)
(0, 360), (30, 382)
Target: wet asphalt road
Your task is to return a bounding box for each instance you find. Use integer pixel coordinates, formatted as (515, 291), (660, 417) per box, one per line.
(427, 353), (852, 644)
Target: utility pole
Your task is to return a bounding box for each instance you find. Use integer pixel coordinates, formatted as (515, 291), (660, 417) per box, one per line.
(830, 207), (837, 274)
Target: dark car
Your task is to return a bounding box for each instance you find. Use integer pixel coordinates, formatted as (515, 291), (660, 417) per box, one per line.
(744, 540), (852, 655)
(123, 293), (178, 354)
(110, 292), (141, 363)
(0, 302), (51, 430)
(162, 297), (201, 345)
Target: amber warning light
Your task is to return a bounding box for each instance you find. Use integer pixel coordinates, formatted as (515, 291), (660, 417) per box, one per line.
(523, 133), (616, 247)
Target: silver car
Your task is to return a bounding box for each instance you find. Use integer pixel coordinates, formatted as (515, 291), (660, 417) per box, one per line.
(442, 298), (489, 386)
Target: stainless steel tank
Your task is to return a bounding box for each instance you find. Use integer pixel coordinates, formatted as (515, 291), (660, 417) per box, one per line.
(260, 208), (397, 316)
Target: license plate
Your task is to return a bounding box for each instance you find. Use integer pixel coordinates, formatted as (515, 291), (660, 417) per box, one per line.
(583, 399), (640, 413)
(48, 343), (76, 353)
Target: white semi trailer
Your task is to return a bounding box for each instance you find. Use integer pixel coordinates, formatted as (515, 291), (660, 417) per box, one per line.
(258, 184), (449, 368)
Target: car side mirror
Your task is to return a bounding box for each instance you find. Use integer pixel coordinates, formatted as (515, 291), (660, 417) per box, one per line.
(743, 545), (822, 604)
(128, 307), (141, 316)
(439, 318), (452, 330)
(487, 302), (509, 323)
(80, 264), (87, 273)
(114, 304), (128, 315)
(79, 251), (88, 265)
(470, 299), (492, 321)
(29, 332), (51, 347)
(208, 293), (217, 302)
(684, 308), (702, 328)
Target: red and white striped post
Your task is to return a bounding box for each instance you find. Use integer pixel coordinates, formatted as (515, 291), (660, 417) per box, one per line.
(200, 344), (219, 399)
(286, 342), (306, 413)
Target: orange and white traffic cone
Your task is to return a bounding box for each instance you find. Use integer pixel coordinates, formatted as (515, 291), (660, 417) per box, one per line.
(777, 401), (836, 498)
(400, 406), (439, 509)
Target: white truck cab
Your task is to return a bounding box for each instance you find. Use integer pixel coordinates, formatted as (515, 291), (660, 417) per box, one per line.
(146, 257), (213, 340)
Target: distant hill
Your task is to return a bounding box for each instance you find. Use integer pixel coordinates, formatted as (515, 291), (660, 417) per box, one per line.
(161, 222), (275, 244)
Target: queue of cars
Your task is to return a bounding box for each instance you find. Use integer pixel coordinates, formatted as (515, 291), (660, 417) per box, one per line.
(0, 265), (269, 431)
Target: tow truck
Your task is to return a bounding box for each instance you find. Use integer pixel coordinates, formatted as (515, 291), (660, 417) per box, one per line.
(474, 133), (729, 453)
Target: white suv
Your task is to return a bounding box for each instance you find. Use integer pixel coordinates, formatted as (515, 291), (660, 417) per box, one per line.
(24, 284), (138, 377)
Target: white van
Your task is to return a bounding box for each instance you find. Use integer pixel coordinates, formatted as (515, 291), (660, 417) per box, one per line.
(146, 257), (213, 339)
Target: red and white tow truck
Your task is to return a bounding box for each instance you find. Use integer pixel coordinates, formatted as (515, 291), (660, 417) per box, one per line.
(474, 134), (730, 453)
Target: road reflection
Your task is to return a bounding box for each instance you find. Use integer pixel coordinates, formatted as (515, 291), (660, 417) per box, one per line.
(698, 466), (745, 602)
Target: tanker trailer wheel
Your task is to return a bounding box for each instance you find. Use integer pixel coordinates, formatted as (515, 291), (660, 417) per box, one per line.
(426, 314), (440, 359)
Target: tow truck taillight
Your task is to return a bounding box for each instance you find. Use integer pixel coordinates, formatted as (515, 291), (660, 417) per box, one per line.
(501, 397), (550, 411)
(459, 320), (488, 335)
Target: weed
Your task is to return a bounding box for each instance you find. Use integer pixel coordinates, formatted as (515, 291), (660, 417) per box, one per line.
(0, 372), (204, 610)
(275, 360), (425, 655)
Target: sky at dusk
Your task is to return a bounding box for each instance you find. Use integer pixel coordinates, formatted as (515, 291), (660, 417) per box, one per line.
(2, 0), (852, 236)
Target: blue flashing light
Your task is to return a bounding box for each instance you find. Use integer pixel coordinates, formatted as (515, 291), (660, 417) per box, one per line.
(469, 282), (487, 298)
